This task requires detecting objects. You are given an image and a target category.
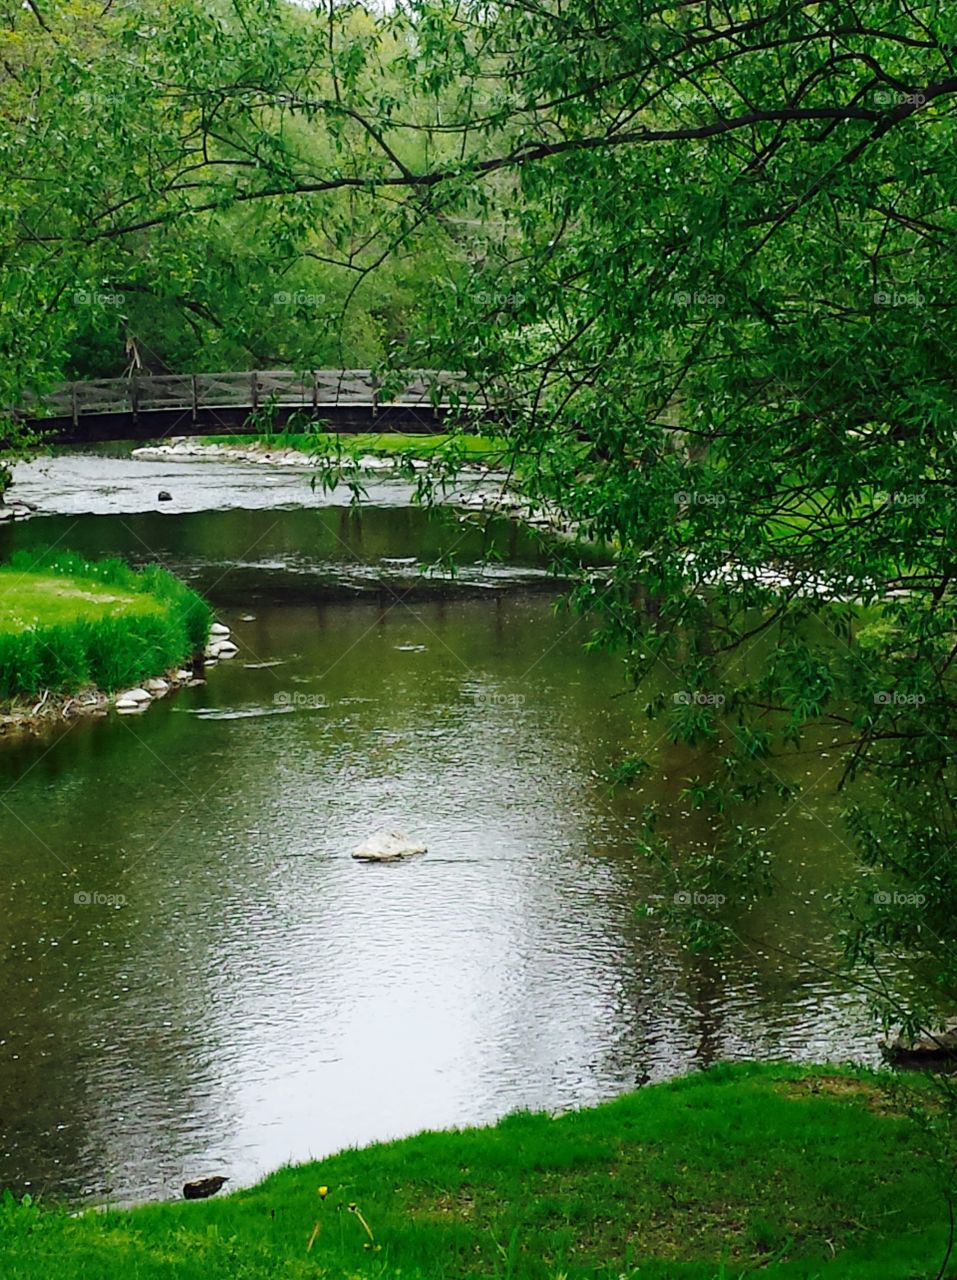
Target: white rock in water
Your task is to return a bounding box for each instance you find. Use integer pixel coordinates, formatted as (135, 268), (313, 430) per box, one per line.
(351, 830), (428, 862)
(174, 669), (193, 681)
(115, 696), (147, 712)
(206, 640), (239, 659)
(210, 622), (231, 638)
(118, 688), (152, 705)
(144, 678), (169, 694)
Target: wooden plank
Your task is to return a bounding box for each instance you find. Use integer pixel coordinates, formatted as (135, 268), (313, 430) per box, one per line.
(256, 370), (312, 404)
(196, 373), (255, 407)
(74, 380), (132, 413)
(137, 375), (194, 410)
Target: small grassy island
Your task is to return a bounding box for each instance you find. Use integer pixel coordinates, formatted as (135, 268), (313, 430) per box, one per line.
(1, 1064), (945, 1280)
(0, 549), (211, 715)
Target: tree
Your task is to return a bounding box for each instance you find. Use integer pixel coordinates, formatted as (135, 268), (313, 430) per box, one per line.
(361, 0), (957, 1039)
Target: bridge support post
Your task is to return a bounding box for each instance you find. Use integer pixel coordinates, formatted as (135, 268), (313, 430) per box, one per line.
(251, 371), (259, 414)
(130, 374), (139, 425)
(191, 375), (198, 423)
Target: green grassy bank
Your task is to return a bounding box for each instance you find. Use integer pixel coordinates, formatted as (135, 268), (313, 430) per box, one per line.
(1, 1064), (946, 1280)
(0, 549), (211, 700)
(199, 430), (506, 461)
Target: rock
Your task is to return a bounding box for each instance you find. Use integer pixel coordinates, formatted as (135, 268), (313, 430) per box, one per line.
(118, 688), (151, 705)
(351, 830), (428, 862)
(174, 669), (193, 681)
(882, 1019), (957, 1064)
(158, 491), (172, 502)
(210, 623), (231, 638)
(240, 615), (256, 623)
(144, 678), (169, 695)
(205, 639), (238, 659)
(183, 1176), (229, 1200)
(115, 697), (147, 713)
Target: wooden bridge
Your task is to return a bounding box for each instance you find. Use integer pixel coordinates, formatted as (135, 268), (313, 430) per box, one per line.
(14, 370), (497, 444)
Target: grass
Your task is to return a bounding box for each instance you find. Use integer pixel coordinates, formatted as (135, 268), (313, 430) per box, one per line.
(198, 430), (507, 461)
(0, 1063), (948, 1279)
(0, 548), (211, 699)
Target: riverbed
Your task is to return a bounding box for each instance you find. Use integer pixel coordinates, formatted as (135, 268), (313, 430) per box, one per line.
(0, 452), (879, 1205)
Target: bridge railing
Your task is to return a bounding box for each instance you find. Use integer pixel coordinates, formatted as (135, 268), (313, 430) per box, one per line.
(19, 368), (482, 425)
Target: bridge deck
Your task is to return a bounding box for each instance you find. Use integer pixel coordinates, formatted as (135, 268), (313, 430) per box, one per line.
(14, 370), (498, 444)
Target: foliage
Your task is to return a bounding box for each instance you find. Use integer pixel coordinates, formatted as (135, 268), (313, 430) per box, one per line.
(0, 1064), (948, 1279)
(344, 0), (957, 1041)
(0, 0), (459, 404)
(0, 549), (211, 699)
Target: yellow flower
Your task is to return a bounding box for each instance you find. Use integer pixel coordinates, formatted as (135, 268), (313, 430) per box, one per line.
(318, 1186), (329, 1200)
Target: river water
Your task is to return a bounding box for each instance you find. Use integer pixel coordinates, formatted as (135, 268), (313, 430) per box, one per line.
(0, 453), (879, 1204)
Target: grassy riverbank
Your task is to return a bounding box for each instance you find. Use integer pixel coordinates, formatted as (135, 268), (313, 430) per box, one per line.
(199, 430), (506, 461)
(1, 1064), (946, 1279)
(0, 549), (210, 700)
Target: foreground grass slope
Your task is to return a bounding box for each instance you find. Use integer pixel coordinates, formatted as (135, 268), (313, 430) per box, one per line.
(0, 549), (211, 699)
(1, 1064), (946, 1280)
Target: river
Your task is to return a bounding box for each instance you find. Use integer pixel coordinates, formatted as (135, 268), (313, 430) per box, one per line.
(0, 451), (879, 1204)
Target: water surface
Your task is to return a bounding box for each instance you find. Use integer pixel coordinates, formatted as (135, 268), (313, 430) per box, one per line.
(0, 454), (879, 1204)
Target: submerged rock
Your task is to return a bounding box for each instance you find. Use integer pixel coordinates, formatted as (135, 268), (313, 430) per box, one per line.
(210, 622), (231, 638)
(351, 830), (428, 862)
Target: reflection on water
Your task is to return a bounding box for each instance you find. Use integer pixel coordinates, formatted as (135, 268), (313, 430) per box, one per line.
(0, 458), (880, 1205)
